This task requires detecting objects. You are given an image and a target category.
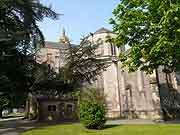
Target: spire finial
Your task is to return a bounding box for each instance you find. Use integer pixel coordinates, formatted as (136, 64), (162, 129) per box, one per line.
(62, 27), (65, 36)
(59, 27), (70, 44)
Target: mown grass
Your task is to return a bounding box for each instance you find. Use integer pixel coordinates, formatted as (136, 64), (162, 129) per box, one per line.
(20, 124), (180, 135)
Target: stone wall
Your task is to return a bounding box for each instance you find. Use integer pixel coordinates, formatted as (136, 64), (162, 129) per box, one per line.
(92, 31), (162, 119)
(36, 47), (68, 73)
(38, 99), (78, 121)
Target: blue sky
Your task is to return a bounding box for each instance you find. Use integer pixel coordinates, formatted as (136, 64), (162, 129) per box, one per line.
(39, 0), (119, 44)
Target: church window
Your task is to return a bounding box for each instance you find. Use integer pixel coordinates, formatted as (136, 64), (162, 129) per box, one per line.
(95, 38), (104, 55)
(48, 64), (51, 73)
(66, 104), (73, 113)
(48, 105), (56, 112)
(55, 56), (60, 66)
(111, 44), (116, 56)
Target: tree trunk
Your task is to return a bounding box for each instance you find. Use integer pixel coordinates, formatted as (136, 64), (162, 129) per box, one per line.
(24, 98), (30, 119)
(0, 108), (3, 118)
(155, 69), (161, 93)
(165, 72), (173, 88)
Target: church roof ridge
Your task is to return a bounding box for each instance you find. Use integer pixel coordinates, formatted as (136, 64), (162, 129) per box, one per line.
(94, 27), (114, 34)
(45, 41), (76, 49)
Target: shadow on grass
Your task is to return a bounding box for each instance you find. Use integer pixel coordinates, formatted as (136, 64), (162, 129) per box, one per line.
(103, 124), (120, 129)
(81, 124), (120, 132)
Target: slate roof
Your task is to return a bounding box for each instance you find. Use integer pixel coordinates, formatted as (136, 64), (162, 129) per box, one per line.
(94, 27), (114, 34)
(45, 41), (76, 49)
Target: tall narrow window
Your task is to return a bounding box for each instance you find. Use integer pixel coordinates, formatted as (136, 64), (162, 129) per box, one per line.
(166, 73), (173, 88)
(111, 44), (116, 56)
(47, 53), (52, 64)
(55, 56), (60, 69)
(48, 64), (51, 73)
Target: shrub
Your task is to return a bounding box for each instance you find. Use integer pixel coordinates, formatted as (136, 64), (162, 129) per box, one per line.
(79, 88), (106, 129)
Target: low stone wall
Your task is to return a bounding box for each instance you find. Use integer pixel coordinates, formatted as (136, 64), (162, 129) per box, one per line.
(121, 110), (161, 120)
(106, 109), (162, 120)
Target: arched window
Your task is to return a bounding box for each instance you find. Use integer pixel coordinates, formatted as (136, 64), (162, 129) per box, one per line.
(96, 38), (104, 55)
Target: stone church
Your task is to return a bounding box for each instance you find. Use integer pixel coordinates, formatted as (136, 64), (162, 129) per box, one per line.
(35, 27), (180, 120)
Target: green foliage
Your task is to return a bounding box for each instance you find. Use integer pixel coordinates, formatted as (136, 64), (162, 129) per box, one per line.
(0, 0), (58, 51)
(0, 76), (13, 94)
(65, 38), (110, 85)
(80, 101), (106, 129)
(79, 88), (106, 129)
(0, 76), (12, 111)
(0, 94), (10, 117)
(0, 95), (9, 110)
(110, 0), (180, 73)
(80, 88), (106, 106)
(0, 0), (58, 107)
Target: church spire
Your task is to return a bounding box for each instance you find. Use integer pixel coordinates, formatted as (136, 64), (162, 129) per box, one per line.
(59, 27), (70, 44)
(62, 27), (65, 37)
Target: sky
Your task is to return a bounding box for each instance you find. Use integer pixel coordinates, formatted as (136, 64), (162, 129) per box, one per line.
(39, 0), (120, 44)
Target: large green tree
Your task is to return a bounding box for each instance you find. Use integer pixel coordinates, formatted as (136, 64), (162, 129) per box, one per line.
(0, 0), (58, 116)
(110, 0), (180, 119)
(110, 0), (180, 73)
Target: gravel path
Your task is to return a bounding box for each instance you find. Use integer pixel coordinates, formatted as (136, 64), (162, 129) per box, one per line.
(0, 118), (37, 135)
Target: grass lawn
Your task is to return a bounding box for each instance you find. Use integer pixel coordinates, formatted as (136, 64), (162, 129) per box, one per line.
(20, 124), (180, 135)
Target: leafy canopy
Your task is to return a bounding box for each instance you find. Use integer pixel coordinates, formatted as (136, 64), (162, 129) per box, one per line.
(0, 0), (58, 108)
(110, 0), (180, 73)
